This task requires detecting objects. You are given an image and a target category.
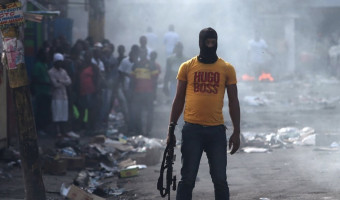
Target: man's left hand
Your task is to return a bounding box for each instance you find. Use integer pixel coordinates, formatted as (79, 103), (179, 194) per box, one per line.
(229, 132), (240, 155)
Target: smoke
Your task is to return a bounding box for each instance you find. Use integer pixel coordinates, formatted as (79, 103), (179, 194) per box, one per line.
(104, 0), (253, 68)
(65, 1), (340, 196)
(68, 0), (340, 78)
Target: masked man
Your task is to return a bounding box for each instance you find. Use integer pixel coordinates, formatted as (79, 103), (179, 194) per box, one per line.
(167, 27), (240, 200)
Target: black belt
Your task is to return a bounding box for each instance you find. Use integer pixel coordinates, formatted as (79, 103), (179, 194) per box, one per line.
(184, 121), (224, 128)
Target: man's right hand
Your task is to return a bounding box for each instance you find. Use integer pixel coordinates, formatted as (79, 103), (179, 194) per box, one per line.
(229, 132), (240, 155)
(166, 123), (176, 147)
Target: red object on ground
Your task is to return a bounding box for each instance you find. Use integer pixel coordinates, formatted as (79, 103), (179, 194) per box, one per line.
(258, 72), (274, 82)
(242, 74), (255, 81)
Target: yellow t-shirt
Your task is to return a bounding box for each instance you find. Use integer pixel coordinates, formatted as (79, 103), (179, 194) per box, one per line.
(177, 57), (237, 126)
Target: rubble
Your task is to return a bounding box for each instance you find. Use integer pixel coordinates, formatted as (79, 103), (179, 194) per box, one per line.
(315, 133), (340, 146)
(242, 147), (269, 153)
(37, 129), (164, 199)
(240, 126), (340, 153)
(243, 95), (268, 106)
(66, 184), (106, 200)
(119, 167), (139, 178)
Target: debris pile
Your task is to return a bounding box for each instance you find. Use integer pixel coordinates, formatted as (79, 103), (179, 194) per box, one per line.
(48, 133), (164, 199)
(241, 126), (340, 153)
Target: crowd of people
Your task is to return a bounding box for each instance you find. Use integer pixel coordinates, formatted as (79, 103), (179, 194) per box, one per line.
(31, 25), (184, 138)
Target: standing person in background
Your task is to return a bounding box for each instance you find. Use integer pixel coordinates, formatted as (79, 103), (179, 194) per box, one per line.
(101, 43), (119, 126)
(328, 38), (340, 79)
(92, 43), (105, 72)
(118, 45), (140, 101)
(139, 35), (152, 58)
(118, 45), (140, 132)
(115, 44), (128, 119)
(130, 49), (160, 135)
(145, 26), (158, 51)
(69, 39), (86, 131)
(92, 45), (107, 129)
(48, 53), (72, 137)
(163, 42), (188, 104)
(163, 24), (180, 57)
(32, 48), (52, 136)
(56, 47), (78, 136)
(149, 51), (161, 104)
(117, 45), (126, 65)
(166, 27), (240, 200)
(78, 50), (99, 133)
(247, 31), (273, 77)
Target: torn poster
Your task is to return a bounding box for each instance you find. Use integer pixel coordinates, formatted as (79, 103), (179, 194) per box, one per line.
(3, 38), (24, 70)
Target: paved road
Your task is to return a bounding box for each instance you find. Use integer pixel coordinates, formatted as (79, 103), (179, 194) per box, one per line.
(122, 146), (340, 200)
(137, 77), (340, 200)
(1, 76), (339, 200)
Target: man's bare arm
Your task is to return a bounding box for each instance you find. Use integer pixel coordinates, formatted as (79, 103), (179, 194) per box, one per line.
(166, 80), (187, 146)
(226, 84), (240, 154)
(169, 80), (187, 124)
(227, 84), (240, 133)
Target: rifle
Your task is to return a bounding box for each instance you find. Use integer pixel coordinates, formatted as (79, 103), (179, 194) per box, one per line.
(157, 143), (176, 200)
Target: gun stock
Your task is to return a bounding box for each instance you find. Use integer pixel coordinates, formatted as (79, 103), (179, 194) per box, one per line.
(157, 144), (176, 199)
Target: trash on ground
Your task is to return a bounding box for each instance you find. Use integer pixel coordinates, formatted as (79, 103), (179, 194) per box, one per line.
(243, 96), (268, 106)
(126, 164), (147, 169)
(43, 157), (67, 175)
(92, 185), (126, 197)
(119, 167), (139, 178)
(55, 137), (80, 148)
(313, 147), (339, 152)
(300, 134), (316, 146)
(73, 170), (89, 187)
(330, 142), (339, 148)
(66, 131), (80, 138)
(0, 147), (20, 162)
(241, 126), (321, 151)
(100, 162), (118, 173)
(104, 138), (134, 152)
(66, 184), (106, 200)
(60, 183), (70, 197)
(58, 154), (85, 170)
(118, 158), (136, 169)
(316, 133), (340, 146)
(59, 147), (77, 157)
(91, 135), (107, 144)
(242, 147), (269, 153)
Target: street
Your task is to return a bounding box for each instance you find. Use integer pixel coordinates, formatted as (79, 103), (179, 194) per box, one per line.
(129, 76), (340, 200)
(118, 145), (340, 200)
(1, 143), (340, 200)
(1, 1), (340, 200)
(2, 75), (340, 200)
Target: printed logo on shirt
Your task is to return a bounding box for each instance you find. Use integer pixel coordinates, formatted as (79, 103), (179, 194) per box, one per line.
(193, 71), (220, 94)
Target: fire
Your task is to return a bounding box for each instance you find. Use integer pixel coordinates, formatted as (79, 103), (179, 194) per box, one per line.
(258, 72), (274, 82)
(242, 74), (255, 81)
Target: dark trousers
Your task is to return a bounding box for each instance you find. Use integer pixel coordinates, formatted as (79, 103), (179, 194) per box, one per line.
(35, 94), (51, 131)
(130, 92), (154, 135)
(78, 94), (96, 131)
(176, 122), (229, 200)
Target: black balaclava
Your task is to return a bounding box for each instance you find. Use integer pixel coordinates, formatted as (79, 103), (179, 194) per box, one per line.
(198, 27), (218, 64)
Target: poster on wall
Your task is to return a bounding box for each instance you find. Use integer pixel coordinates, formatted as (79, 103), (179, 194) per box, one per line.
(0, 2), (24, 29)
(3, 38), (24, 70)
